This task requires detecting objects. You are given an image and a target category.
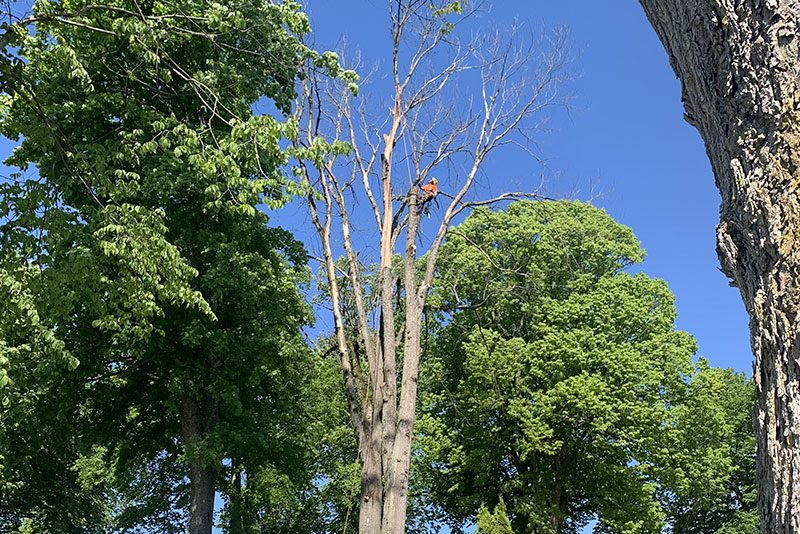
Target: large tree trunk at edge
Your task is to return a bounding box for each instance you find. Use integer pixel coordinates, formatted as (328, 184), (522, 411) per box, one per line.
(637, 2), (800, 532)
(181, 393), (219, 534)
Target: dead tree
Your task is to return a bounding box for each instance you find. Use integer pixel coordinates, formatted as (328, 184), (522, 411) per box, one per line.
(292, 2), (569, 533)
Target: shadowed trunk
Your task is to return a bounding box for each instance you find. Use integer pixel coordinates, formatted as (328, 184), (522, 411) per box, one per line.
(229, 465), (244, 534)
(181, 392), (219, 534)
(360, 416), (384, 533)
(638, 1), (800, 532)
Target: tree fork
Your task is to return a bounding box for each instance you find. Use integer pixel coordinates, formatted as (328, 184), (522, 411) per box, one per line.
(638, 1), (800, 531)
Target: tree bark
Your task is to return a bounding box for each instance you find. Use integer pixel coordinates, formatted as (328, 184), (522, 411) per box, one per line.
(229, 465), (244, 534)
(181, 392), (219, 534)
(637, 1), (800, 532)
(381, 190), (422, 534)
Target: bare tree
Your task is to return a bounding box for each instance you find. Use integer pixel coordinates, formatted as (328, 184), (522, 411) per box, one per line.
(637, 1), (800, 532)
(292, 2), (569, 532)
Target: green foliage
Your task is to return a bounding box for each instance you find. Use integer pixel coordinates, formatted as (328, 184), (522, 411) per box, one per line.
(714, 510), (759, 534)
(217, 355), (360, 534)
(476, 498), (515, 534)
(0, 0), (343, 531)
(654, 363), (757, 534)
(414, 200), (752, 534)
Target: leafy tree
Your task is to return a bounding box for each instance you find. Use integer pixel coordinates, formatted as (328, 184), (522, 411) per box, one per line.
(414, 200), (731, 534)
(217, 354), (360, 534)
(0, 1), (349, 532)
(476, 498), (515, 534)
(655, 363), (757, 534)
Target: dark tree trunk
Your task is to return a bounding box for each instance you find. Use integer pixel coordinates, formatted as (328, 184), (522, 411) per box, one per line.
(181, 393), (219, 534)
(637, 1), (800, 532)
(229, 465), (244, 534)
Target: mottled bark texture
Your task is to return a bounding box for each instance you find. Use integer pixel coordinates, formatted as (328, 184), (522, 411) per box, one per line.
(638, 1), (800, 532)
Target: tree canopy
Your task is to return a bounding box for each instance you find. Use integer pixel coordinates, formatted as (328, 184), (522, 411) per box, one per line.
(414, 200), (754, 534)
(0, 0), (346, 531)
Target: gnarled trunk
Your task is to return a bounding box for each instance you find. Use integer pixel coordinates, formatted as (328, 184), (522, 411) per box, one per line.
(637, 1), (800, 531)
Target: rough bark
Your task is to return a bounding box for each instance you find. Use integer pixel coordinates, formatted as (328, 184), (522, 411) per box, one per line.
(637, 1), (800, 532)
(181, 393), (219, 534)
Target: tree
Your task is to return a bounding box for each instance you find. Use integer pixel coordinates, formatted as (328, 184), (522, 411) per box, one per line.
(415, 200), (696, 534)
(635, 2), (800, 532)
(291, 1), (570, 532)
(412, 200), (757, 534)
(655, 363), (758, 534)
(0, 1), (337, 532)
(476, 499), (515, 534)
(216, 353), (361, 534)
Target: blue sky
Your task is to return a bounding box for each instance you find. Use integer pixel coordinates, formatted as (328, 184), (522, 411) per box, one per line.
(296, 0), (753, 377)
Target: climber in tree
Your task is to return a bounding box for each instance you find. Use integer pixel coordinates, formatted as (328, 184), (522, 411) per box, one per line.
(418, 177), (438, 215)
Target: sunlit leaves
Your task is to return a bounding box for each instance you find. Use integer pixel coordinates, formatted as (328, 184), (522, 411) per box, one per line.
(416, 200), (697, 534)
(0, 0), (330, 531)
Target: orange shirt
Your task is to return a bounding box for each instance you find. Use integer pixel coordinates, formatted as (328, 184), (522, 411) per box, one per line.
(421, 183), (438, 195)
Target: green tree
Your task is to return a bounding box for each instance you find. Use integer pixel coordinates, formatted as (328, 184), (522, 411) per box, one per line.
(415, 200), (697, 534)
(476, 498), (515, 534)
(655, 363), (758, 534)
(0, 1), (349, 532)
(217, 354), (360, 534)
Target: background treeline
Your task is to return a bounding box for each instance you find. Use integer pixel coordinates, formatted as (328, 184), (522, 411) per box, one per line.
(0, 0), (754, 533)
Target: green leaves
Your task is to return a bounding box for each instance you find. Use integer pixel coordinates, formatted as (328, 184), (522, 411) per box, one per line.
(476, 498), (514, 534)
(652, 363), (757, 534)
(415, 200), (750, 534)
(0, 0), (336, 531)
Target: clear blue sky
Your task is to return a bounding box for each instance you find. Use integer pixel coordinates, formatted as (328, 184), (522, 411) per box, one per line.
(297, 0), (753, 377)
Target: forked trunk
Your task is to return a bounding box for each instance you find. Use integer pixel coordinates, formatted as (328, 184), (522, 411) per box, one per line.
(638, 1), (800, 531)
(382, 196), (423, 534)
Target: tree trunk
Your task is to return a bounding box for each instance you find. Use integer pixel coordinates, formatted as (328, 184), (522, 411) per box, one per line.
(382, 192), (423, 534)
(637, 1), (800, 532)
(181, 393), (219, 534)
(360, 418), (384, 533)
(229, 465), (244, 534)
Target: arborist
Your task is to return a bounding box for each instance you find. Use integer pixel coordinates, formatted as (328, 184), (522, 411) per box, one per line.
(418, 177), (438, 215)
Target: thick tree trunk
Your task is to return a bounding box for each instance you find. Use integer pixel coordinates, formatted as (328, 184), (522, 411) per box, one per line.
(382, 193), (423, 534)
(637, 1), (800, 532)
(181, 393), (219, 534)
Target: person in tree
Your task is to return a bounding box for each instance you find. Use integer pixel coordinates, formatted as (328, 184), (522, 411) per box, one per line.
(419, 177), (438, 214)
